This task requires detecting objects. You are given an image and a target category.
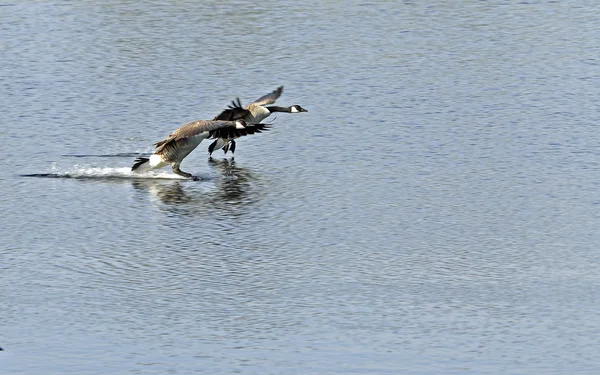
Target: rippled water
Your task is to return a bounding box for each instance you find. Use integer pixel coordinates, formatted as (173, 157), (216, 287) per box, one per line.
(2, 1), (600, 374)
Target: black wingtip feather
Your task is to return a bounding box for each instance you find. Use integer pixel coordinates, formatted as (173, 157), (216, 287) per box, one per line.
(227, 97), (243, 109)
(209, 122), (271, 139)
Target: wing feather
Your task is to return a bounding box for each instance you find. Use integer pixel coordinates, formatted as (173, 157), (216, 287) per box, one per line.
(212, 107), (250, 121)
(154, 120), (238, 153)
(209, 122), (271, 139)
(250, 86), (283, 106)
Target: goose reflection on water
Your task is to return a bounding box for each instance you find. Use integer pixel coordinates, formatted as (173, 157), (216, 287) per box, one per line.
(131, 158), (261, 216)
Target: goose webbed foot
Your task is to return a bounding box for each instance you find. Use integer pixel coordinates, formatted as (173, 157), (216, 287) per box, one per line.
(172, 165), (193, 179)
(230, 140), (236, 154)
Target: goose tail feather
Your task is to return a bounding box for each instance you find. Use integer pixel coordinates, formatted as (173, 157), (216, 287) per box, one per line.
(132, 157), (151, 172)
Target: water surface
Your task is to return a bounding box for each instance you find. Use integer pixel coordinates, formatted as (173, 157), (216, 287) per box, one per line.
(2, 1), (600, 374)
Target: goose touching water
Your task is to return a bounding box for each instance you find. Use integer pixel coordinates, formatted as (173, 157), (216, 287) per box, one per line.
(208, 86), (307, 155)
(132, 119), (269, 180)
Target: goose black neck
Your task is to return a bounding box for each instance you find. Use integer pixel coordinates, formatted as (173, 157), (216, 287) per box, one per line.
(266, 106), (290, 113)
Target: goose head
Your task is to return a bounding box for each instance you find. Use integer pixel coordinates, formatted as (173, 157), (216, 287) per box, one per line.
(289, 105), (308, 113)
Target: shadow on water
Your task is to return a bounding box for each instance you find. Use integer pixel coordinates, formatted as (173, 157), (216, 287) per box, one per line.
(131, 158), (263, 218)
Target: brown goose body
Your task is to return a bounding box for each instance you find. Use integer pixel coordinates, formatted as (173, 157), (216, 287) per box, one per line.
(132, 119), (269, 179)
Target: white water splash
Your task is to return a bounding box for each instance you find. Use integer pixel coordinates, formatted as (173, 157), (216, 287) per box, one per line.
(47, 166), (188, 180)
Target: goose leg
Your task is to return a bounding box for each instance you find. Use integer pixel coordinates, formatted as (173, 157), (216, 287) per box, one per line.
(230, 140), (236, 154)
(172, 164), (194, 179)
(208, 139), (219, 155)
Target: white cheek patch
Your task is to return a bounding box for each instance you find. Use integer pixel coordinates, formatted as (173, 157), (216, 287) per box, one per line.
(235, 121), (246, 129)
(290, 107), (299, 113)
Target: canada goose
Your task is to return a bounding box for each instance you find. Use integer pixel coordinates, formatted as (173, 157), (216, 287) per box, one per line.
(208, 86), (307, 155)
(132, 120), (269, 180)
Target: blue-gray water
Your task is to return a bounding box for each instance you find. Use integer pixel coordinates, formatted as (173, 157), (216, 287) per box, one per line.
(2, 1), (600, 374)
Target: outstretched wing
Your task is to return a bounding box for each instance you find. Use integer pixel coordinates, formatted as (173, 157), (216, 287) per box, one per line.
(213, 106), (250, 121)
(250, 86), (283, 106)
(228, 97), (243, 109)
(212, 86), (283, 121)
(213, 97), (250, 121)
(209, 122), (271, 140)
(154, 120), (239, 153)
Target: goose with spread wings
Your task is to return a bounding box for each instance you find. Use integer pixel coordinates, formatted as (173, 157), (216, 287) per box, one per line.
(132, 119), (269, 180)
(209, 86), (307, 155)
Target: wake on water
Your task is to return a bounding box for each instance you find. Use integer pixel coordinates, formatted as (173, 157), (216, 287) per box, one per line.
(20, 153), (218, 181)
(61, 152), (150, 158)
(20, 167), (197, 180)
